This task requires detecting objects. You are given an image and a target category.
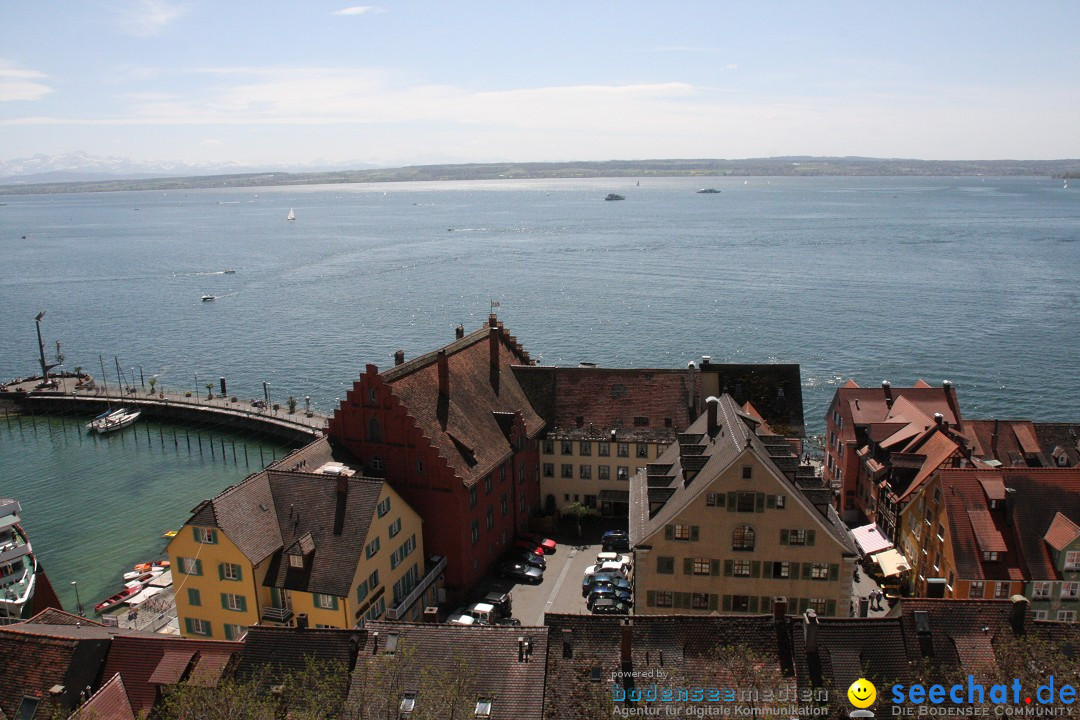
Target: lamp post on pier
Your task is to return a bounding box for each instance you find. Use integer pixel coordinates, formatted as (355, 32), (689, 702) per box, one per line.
(194, 372), (199, 404)
(71, 580), (84, 617)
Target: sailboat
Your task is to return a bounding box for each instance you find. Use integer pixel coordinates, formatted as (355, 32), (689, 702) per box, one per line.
(287, 208), (296, 221)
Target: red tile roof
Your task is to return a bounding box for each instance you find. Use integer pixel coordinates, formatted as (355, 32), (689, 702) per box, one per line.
(1043, 512), (1080, 552)
(68, 673), (135, 720)
(374, 321), (545, 487)
(830, 382), (964, 444)
(0, 625), (111, 720)
(100, 635), (242, 715)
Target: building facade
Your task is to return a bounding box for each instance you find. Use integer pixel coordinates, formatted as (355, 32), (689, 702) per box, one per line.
(168, 438), (438, 639)
(631, 396), (857, 617)
(327, 317), (545, 594)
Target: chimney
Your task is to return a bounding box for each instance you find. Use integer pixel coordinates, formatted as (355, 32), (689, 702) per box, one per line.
(437, 350), (449, 399)
(371, 631), (379, 654)
(701, 355), (711, 367)
(518, 636), (532, 663)
(296, 613), (309, 630)
(772, 596), (788, 622)
(1004, 486), (1016, 527)
(687, 362), (698, 416)
(802, 609), (819, 654)
(706, 396), (720, 437)
(337, 474), (348, 496)
(620, 618), (633, 670)
(943, 380), (959, 424)
(562, 628), (573, 659)
(1010, 595), (1030, 634)
(992, 418), (1000, 459)
(934, 412), (944, 427)
(394, 349), (405, 366)
(882, 380), (893, 407)
(423, 606), (439, 623)
(488, 317), (500, 392)
(455, 324), (465, 340)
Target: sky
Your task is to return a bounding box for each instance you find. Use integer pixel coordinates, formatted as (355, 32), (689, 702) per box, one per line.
(2, 1), (1079, 168)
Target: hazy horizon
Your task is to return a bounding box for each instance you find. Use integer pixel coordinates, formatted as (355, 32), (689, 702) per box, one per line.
(3, 2), (1079, 167)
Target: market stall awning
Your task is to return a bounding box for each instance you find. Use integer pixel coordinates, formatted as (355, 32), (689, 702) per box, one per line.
(851, 523), (893, 556)
(875, 548), (911, 577)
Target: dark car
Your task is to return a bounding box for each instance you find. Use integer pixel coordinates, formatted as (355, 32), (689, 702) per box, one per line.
(587, 586), (633, 608)
(590, 597), (631, 615)
(582, 572), (617, 597)
(510, 551), (546, 570)
(608, 576), (632, 594)
(522, 534), (557, 554)
(602, 530), (630, 552)
(499, 562), (543, 584)
(493, 617), (522, 626)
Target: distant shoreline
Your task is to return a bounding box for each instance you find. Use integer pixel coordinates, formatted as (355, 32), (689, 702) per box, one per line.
(2, 156), (1079, 195)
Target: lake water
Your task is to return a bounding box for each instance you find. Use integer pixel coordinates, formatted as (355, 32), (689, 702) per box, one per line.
(1, 175), (1078, 607)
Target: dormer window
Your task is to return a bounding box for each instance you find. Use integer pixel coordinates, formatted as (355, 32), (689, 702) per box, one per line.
(289, 554), (304, 569)
(400, 691), (416, 716)
(474, 698), (492, 718)
(1066, 551), (1080, 571)
(982, 551), (999, 562)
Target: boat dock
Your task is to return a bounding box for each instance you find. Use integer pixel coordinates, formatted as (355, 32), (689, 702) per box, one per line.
(2, 379), (328, 443)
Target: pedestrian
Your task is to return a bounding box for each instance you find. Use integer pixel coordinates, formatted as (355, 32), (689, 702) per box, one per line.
(873, 589), (883, 610)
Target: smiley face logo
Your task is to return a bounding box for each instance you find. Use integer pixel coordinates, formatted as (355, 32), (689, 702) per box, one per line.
(847, 678), (876, 708)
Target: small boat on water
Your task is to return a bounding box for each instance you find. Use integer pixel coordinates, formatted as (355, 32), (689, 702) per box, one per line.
(604, 194), (625, 201)
(287, 208), (296, 221)
(86, 408), (125, 431)
(201, 294), (217, 302)
(92, 409), (141, 434)
(697, 188), (721, 194)
(223, 269), (236, 274)
(95, 585), (141, 614)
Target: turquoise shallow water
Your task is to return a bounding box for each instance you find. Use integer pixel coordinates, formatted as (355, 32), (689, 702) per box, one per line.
(1, 175), (1078, 609)
(0, 412), (289, 612)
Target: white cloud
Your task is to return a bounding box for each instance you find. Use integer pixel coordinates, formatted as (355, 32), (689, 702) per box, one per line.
(116, 0), (185, 37)
(0, 62), (52, 102)
(332, 6), (382, 16)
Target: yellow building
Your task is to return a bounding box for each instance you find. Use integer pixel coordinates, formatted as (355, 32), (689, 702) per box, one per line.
(168, 438), (442, 639)
(631, 396), (857, 616)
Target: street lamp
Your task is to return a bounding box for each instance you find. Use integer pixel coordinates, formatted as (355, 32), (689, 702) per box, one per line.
(305, 395), (311, 415)
(263, 381), (270, 412)
(71, 580), (84, 616)
(194, 372), (199, 404)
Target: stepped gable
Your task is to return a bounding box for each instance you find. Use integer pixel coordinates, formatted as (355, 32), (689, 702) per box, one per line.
(544, 613), (790, 716)
(790, 615), (909, 695)
(100, 635), (241, 715)
(631, 395), (855, 553)
(261, 470), (384, 598)
(68, 673), (135, 720)
(351, 621), (548, 720)
(375, 319), (544, 487)
(511, 365), (695, 441)
(0, 622), (114, 720)
(235, 626), (361, 695)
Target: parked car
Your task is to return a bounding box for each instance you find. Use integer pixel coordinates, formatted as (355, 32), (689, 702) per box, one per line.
(602, 529), (630, 552)
(595, 552), (633, 571)
(591, 597), (631, 615)
(513, 539), (545, 556)
(446, 610), (479, 626)
(493, 617), (522, 626)
(583, 561), (630, 580)
(608, 576), (633, 594)
(583, 572), (618, 597)
(499, 561), (543, 584)
(587, 586), (633, 608)
(522, 534), (557, 554)
(480, 591), (512, 618)
(509, 551), (546, 570)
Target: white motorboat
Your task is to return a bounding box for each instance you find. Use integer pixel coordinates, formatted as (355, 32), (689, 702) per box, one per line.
(86, 407), (125, 431)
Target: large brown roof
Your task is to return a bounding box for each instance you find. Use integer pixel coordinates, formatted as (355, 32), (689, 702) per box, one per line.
(350, 621), (549, 720)
(831, 382), (963, 443)
(377, 321), (545, 487)
(941, 468), (1080, 581)
(789, 616), (911, 695)
(235, 626), (361, 695)
(100, 635), (241, 715)
(630, 395), (855, 554)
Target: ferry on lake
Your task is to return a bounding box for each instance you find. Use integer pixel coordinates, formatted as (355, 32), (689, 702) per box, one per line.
(0, 499), (37, 624)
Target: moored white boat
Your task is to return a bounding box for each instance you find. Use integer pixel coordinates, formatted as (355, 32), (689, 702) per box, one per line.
(86, 408), (125, 431)
(91, 409), (141, 434)
(0, 499), (37, 624)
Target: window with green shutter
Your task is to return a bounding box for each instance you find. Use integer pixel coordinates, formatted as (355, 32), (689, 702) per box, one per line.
(188, 588), (201, 606)
(683, 558), (694, 575)
(748, 596), (759, 612)
(722, 595), (732, 611)
(646, 590), (656, 607)
(710, 559), (721, 576)
(690, 525), (700, 541)
(766, 494), (776, 509)
(826, 600), (837, 616)
(828, 564), (839, 581)
(806, 530), (816, 546)
(657, 556), (674, 574)
(356, 581), (369, 603)
(780, 529), (789, 545)
(726, 491), (737, 511)
(723, 559), (733, 577)
(751, 561), (761, 578)
(755, 493), (765, 512)
(664, 525), (674, 540)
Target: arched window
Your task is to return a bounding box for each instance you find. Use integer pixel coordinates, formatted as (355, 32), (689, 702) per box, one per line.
(732, 524), (755, 551)
(368, 417), (382, 443)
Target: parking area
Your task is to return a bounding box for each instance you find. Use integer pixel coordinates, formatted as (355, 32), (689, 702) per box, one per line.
(471, 531), (632, 626)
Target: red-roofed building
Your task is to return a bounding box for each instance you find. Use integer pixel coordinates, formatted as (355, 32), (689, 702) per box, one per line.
(822, 379), (969, 528)
(328, 316), (545, 595)
(899, 468), (1080, 620)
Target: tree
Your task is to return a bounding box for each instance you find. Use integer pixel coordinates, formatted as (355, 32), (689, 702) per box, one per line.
(148, 376), (157, 394)
(206, 383), (214, 400)
(288, 396), (297, 414)
(563, 501), (596, 537)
